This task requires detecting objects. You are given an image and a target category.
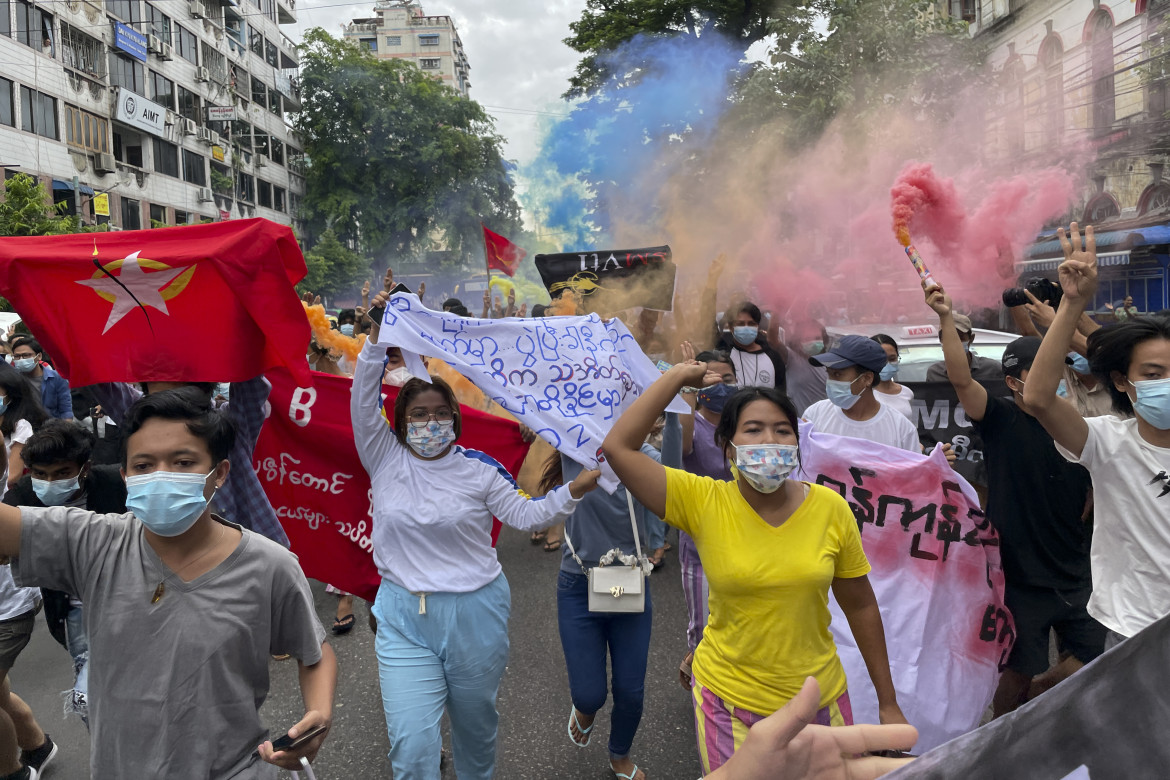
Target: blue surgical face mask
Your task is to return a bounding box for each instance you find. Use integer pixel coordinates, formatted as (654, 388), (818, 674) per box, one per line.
(13, 357), (36, 373)
(879, 362), (899, 382)
(732, 326), (758, 346)
(32, 473), (82, 506)
(1070, 352), (1091, 375)
(126, 469), (217, 537)
(826, 375), (864, 409)
(962, 341), (972, 355)
(803, 341), (825, 356)
(1056, 379), (1069, 399)
(340, 324), (355, 337)
(1130, 377), (1170, 430)
(696, 382), (738, 414)
(0, 396), (8, 414)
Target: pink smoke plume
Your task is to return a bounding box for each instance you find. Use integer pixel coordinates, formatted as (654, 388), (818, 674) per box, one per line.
(890, 162), (967, 249)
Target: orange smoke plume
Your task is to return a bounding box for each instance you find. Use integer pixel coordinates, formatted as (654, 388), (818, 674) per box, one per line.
(304, 303), (365, 362)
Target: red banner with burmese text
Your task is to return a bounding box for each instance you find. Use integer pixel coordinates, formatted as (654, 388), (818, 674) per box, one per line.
(255, 370), (531, 601)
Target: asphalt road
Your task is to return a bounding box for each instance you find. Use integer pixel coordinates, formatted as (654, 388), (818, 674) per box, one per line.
(10, 525), (702, 779)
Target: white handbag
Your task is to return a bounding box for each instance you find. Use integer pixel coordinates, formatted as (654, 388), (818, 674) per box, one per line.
(564, 490), (648, 613)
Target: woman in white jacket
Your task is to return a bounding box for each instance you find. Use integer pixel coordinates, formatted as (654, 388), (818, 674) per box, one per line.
(353, 289), (599, 780)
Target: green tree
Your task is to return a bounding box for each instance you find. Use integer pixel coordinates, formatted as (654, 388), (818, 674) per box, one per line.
(300, 228), (371, 301)
(0, 173), (85, 236)
(295, 28), (521, 269)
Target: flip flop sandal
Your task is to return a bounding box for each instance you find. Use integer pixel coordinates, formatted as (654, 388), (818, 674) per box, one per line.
(567, 706), (594, 748)
(611, 763), (644, 780)
(530, 531), (547, 545)
(543, 539), (563, 552)
(331, 614), (356, 635)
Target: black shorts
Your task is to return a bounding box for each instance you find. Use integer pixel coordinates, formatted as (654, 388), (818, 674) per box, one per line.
(1004, 583), (1106, 677)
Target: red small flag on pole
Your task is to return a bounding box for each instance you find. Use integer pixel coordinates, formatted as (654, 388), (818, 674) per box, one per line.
(0, 218), (311, 385)
(482, 225), (526, 277)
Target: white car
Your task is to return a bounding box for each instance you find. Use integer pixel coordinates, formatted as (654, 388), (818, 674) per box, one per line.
(825, 322), (1018, 383)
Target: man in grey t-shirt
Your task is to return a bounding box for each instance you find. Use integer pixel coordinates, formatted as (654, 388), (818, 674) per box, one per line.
(0, 388), (335, 778)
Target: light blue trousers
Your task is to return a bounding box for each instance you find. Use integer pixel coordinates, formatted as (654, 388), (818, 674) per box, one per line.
(373, 574), (511, 780)
(64, 603), (89, 727)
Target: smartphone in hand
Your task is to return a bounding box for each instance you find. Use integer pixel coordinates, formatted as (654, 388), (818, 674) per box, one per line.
(259, 724), (328, 756)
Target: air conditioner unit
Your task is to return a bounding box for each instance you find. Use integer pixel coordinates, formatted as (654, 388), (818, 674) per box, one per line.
(210, 131), (221, 146)
(195, 66), (210, 82)
(94, 152), (116, 174)
(196, 126), (213, 142)
(196, 187), (213, 202)
(256, 154), (268, 168)
(159, 42), (173, 61)
(189, 1), (206, 18)
(165, 109), (178, 125)
(148, 34), (163, 53)
(182, 118), (197, 135)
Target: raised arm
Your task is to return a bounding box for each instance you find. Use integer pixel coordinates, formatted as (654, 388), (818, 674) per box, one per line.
(0, 503), (22, 559)
(697, 254), (726, 349)
(924, 282), (988, 422)
(603, 361), (716, 519)
(351, 290), (398, 470)
(482, 463), (599, 532)
(1022, 223), (1095, 458)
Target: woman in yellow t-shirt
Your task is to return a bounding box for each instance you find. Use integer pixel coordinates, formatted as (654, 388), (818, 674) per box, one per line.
(602, 360), (907, 774)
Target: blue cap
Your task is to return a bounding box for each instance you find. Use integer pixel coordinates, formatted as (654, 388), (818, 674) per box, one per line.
(810, 335), (889, 374)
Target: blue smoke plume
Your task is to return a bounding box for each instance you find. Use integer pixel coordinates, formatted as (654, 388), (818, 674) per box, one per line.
(521, 32), (747, 250)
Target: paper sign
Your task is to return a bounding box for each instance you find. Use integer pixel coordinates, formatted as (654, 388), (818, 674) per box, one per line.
(93, 192), (109, 217)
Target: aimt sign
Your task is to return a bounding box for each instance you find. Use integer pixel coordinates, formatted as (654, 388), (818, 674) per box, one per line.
(114, 88), (165, 137)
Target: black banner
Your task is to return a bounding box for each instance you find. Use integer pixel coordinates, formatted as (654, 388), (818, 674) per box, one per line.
(534, 245), (677, 313)
(903, 380), (1012, 488)
(889, 612), (1170, 779)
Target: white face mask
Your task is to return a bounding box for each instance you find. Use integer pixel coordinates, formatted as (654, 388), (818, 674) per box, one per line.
(385, 366), (413, 387)
(732, 443), (800, 494)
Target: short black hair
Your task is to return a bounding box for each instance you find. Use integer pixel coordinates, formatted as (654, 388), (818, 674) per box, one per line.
(23, 419), (95, 468)
(442, 298), (463, 310)
(338, 308), (356, 325)
(1087, 315), (1170, 416)
(449, 305), (471, 317)
(11, 337), (41, 355)
(138, 381), (217, 397)
(696, 350), (734, 373)
(392, 376), (461, 446)
(0, 366), (48, 438)
(531, 304), (548, 318)
(871, 333), (899, 358)
(121, 387), (236, 465)
(736, 302), (763, 325)
(714, 386), (799, 456)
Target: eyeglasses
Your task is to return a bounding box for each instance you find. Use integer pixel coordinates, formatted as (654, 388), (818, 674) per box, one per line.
(407, 409), (454, 424)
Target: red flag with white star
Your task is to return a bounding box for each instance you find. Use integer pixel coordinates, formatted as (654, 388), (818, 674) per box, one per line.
(0, 219), (311, 385)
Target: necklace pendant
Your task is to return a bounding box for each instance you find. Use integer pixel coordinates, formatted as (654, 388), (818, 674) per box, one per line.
(151, 582), (165, 604)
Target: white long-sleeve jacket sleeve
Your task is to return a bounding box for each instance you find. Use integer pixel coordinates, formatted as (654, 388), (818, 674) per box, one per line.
(350, 338), (398, 473)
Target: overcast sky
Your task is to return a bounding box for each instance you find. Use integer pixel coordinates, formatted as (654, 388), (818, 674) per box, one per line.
(292, 0), (586, 166)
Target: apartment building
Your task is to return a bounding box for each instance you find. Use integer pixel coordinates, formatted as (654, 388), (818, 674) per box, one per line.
(344, 0), (470, 97)
(0, 0), (305, 229)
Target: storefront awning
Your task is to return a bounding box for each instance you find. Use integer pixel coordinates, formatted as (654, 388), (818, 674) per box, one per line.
(1017, 251), (1131, 272)
(51, 179), (94, 195)
(1025, 225), (1170, 259)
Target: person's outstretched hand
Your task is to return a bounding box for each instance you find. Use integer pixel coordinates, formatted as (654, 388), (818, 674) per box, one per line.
(709, 677), (918, 780)
(1056, 222), (1098, 304)
(923, 282), (952, 319)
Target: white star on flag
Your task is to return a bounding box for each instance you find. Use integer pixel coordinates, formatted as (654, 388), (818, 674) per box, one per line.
(77, 251), (189, 334)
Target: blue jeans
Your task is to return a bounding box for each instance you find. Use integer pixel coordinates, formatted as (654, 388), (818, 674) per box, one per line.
(556, 570), (653, 760)
(64, 603), (88, 727)
(373, 575), (511, 780)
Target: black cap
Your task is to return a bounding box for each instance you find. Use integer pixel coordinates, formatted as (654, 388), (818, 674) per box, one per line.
(1001, 336), (1072, 378)
(442, 297), (463, 310)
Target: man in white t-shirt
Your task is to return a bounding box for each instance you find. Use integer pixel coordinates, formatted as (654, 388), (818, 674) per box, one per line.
(1023, 222), (1170, 645)
(802, 335), (921, 452)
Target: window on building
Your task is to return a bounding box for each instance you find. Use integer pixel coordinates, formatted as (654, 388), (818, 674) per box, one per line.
(268, 87), (281, 115)
(146, 3), (171, 45)
(1038, 37), (1064, 144)
(251, 75), (266, 106)
(1090, 11), (1115, 135)
(236, 171), (254, 203)
(176, 24), (198, 64)
(270, 137), (284, 165)
(265, 39), (278, 67)
(1084, 193), (1121, 222)
(1001, 57), (1024, 155)
(16, 1), (53, 53)
(0, 0), (10, 37)
(149, 203), (166, 225)
(182, 149), (206, 185)
(150, 71), (175, 110)
(178, 86), (200, 122)
(231, 119), (252, 149)
(0, 79), (12, 127)
(385, 35), (400, 46)
(65, 105), (110, 153)
(153, 138), (179, 177)
(108, 52), (145, 95)
(254, 133), (269, 156)
(20, 86), (57, 139)
(420, 58), (439, 69)
(250, 28), (263, 56)
(359, 37), (377, 52)
(1140, 184), (1170, 215)
(418, 33), (439, 46)
(273, 186), (285, 212)
(106, 0), (140, 24)
(61, 24), (105, 78)
(258, 179), (272, 208)
(201, 42), (227, 85)
(949, 0), (976, 22)
(121, 197), (142, 230)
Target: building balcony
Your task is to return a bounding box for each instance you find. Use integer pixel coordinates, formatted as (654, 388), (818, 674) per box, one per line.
(279, 32), (299, 69)
(277, 0), (295, 25)
(345, 22), (377, 34)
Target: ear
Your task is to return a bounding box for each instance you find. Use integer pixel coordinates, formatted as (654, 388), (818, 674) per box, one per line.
(215, 459), (231, 488)
(1111, 370), (1131, 396)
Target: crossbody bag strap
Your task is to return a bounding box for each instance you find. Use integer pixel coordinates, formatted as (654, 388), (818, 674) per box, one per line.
(626, 489), (643, 563)
(562, 528), (590, 575)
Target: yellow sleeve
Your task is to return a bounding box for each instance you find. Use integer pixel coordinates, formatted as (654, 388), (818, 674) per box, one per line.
(664, 467), (709, 538)
(829, 491), (871, 578)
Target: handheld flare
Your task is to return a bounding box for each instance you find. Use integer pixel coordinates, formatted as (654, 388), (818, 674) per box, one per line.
(904, 244), (936, 288)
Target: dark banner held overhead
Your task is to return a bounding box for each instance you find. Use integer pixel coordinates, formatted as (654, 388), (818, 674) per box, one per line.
(535, 245), (677, 313)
